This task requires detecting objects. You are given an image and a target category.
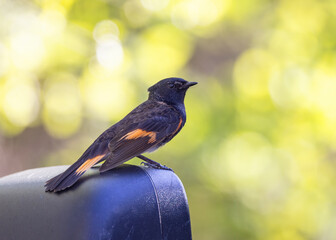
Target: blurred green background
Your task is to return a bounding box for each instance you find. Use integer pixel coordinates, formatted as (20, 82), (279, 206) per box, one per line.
(1, 0), (336, 239)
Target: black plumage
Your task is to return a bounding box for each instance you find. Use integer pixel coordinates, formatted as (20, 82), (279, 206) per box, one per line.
(45, 77), (197, 192)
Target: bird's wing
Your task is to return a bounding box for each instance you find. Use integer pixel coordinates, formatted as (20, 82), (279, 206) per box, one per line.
(99, 110), (183, 172)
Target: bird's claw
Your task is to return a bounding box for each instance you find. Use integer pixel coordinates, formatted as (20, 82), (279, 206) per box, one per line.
(140, 162), (174, 172)
(140, 161), (150, 167)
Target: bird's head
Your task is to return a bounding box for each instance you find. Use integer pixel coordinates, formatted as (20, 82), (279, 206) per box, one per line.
(148, 77), (197, 105)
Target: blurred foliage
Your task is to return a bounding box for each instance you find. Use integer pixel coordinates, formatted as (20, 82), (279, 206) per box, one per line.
(1, 0), (336, 239)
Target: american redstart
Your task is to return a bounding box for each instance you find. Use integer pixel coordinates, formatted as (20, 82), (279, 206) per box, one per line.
(45, 77), (197, 192)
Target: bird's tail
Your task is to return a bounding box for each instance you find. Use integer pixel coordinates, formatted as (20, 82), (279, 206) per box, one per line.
(45, 154), (106, 192)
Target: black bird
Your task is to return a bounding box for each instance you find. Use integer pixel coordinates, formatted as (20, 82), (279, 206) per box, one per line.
(45, 77), (197, 192)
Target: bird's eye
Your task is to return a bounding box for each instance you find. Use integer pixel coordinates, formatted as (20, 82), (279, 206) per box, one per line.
(168, 82), (182, 88)
(174, 82), (182, 88)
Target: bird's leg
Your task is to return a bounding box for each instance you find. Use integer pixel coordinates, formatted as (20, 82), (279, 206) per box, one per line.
(137, 155), (173, 171)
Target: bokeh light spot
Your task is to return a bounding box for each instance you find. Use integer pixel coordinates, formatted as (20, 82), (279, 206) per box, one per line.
(10, 32), (45, 70)
(93, 20), (120, 43)
(269, 67), (311, 108)
(234, 48), (277, 99)
(3, 79), (39, 127)
(171, 0), (222, 29)
(135, 24), (192, 80)
(140, 0), (169, 11)
(312, 69), (336, 120)
(123, 0), (151, 27)
(96, 37), (124, 71)
(82, 75), (132, 121)
(0, 42), (10, 77)
(42, 74), (82, 138)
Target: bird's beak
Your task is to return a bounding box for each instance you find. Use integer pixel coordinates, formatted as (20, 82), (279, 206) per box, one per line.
(183, 81), (198, 89)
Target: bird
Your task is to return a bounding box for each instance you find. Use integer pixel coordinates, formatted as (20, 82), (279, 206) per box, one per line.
(45, 77), (197, 192)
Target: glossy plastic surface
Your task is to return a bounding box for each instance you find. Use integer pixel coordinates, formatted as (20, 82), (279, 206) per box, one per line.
(0, 164), (192, 240)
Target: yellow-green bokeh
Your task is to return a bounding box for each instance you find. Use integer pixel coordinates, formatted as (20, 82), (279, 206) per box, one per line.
(1, 0), (336, 239)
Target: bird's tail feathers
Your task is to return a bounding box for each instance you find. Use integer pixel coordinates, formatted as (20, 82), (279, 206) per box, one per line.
(45, 154), (106, 192)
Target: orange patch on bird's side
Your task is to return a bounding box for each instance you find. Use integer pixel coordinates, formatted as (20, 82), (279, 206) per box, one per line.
(75, 154), (105, 175)
(122, 129), (157, 143)
(173, 118), (183, 135)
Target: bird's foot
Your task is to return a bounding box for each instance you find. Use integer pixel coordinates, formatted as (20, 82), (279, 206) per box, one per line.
(141, 161), (173, 171)
(137, 154), (174, 171)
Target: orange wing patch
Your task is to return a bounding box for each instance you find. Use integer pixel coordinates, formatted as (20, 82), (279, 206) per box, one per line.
(121, 129), (157, 143)
(172, 118), (183, 135)
(75, 154), (105, 175)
